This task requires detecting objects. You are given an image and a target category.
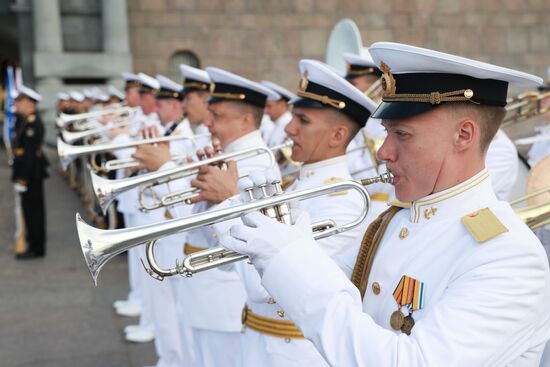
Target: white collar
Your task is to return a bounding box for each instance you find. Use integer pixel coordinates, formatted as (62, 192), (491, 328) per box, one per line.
(275, 111), (292, 126)
(408, 169), (496, 224)
(299, 155), (348, 180)
(225, 130), (264, 152)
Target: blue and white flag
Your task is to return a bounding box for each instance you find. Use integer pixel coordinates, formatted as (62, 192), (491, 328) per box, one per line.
(3, 66), (16, 151)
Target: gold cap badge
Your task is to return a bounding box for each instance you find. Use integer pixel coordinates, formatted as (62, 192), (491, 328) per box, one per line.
(299, 70), (309, 91)
(379, 61), (396, 96)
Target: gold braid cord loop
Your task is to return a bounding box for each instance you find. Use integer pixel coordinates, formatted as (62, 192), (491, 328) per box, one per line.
(351, 206), (402, 298)
(382, 89), (475, 105)
(296, 90), (346, 109)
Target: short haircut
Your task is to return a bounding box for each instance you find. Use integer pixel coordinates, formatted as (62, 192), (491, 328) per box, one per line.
(443, 102), (506, 152)
(324, 108), (362, 145)
(227, 101), (264, 128)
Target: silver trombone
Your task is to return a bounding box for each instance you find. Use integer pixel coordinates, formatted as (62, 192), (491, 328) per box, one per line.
(57, 133), (208, 171)
(56, 106), (137, 128)
(91, 141), (291, 214)
(77, 171), (394, 285)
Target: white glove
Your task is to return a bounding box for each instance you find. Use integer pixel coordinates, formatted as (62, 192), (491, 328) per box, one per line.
(14, 183), (27, 193)
(220, 208), (313, 276)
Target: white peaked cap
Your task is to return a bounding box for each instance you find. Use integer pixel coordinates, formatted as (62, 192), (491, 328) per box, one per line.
(56, 92), (70, 101)
(343, 52), (377, 68)
(206, 67), (279, 107)
(368, 42), (542, 85)
(82, 89), (94, 99)
(260, 80), (298, 101)
(69, 91), (85, 102)
(367, 42), (542, 119)
(17, 85), (42, 102)
(156, 74), (183, 93)
(138, 72), (160, 90)
(294, 59), (377, 126)
(121, 71), (140, 81)
(180, 64), (210, 84)
(108, 85), (125, 100)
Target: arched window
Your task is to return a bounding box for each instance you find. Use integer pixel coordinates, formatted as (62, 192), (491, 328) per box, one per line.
(168, 50), (200, 83)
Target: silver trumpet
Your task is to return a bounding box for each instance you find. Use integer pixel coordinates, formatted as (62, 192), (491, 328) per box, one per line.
(56, 106), (137, 128)
(77, 171), (394, 285)
(57, 133), (207, 171)
(61, 118), (132, 144)
(91, 141), (291, 214)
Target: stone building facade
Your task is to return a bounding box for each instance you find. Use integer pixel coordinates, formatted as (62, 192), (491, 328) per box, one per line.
(127, 0), (550, 90)
(1, 0), (549, 138)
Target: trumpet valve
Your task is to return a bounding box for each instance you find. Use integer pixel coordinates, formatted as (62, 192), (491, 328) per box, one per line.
(269, 178), (293, 225)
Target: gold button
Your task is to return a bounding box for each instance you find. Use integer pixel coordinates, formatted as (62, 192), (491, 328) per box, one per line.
(372, 282), (381, 295)
(464, 89), (474, 99)
(276, 310), (285, 318)
(399, 227), (409, 240)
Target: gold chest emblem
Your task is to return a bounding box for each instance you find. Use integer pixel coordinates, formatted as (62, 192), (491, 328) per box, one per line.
(423, 207), (437, 220)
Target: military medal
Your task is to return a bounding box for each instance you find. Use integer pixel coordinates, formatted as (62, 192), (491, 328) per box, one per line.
(390, 309), (405, 330)
(401, 312), (415, 335)
(391, 275), (425, 334)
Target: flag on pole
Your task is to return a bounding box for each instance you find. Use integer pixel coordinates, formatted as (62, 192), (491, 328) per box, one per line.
(3, 66), (16, 159)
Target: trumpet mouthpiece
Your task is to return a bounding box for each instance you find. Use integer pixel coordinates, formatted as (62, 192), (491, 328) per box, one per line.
(361, 171), (394, 186)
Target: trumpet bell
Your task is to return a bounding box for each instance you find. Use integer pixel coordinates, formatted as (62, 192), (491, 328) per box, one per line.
(511, 157), (550, 230)
(90, 171), (118, 214)
(77, 213), (118, 286)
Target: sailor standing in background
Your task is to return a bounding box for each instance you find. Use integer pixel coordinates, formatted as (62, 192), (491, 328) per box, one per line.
(111, 71), (148, 323)
(130, 74), (194, 367)
(111, 73), (162, 344)
(235, 59), (378, 367)
(260, 80), (296, 148)
(182, 67), (280, 367)
(12, 86), (49, 259)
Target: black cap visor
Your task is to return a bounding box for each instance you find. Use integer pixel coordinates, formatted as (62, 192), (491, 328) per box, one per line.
(371, 101), (443, 120)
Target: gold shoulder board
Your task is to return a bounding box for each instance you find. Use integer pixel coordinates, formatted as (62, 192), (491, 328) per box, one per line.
(388, 200), (410, 209)
(461, 208), (508, 243)
(325, 177), (347, 196)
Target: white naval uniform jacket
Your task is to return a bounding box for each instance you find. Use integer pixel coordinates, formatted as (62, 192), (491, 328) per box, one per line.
(114, 111), (163, 215)
(528, 124), (550, 167)
(260, 114), (275, 143)
(486, 129), (519, 200)
(260, 169), (550, 367)
(183, 130), (281, 332)
(236, 155), (370, 365)
(139, 119), (198, 267)
(267, 111), (292, 148)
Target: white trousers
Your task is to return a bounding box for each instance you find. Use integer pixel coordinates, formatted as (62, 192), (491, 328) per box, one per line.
(149, 276), (184, 367)
(174, 279), (196, 366)
(192, 328), (240, 367)
(124, 212), (142, 306)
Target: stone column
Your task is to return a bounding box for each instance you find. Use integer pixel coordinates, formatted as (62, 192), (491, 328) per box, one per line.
(32, 0), (63, 145)
(102, 0), (131, 87)
(102, 0), (130, 53)
(32, 0), (62, 53)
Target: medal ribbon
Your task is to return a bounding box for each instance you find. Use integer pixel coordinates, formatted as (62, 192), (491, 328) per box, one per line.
(393, 275), (425, 311)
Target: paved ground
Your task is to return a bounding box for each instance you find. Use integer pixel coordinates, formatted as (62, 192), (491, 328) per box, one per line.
(0, 146), (156, 367)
